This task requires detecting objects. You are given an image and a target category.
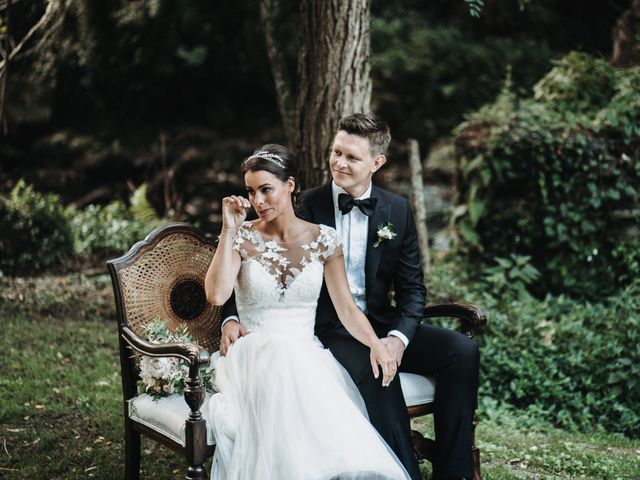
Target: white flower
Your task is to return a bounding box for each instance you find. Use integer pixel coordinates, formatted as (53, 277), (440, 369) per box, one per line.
(373, 222), (397, 248)
(378, 227), (395, 240)
(136, 317), (216, 400)
(139, 356), (175, 382)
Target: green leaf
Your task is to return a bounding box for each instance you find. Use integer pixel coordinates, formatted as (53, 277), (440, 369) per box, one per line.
(459, 220), (481, 245)
(469, 199), (486, 226)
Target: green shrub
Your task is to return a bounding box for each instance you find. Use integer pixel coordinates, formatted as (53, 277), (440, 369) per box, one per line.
(477, 284), (640, 438)
(428, 255), (640, 438)
(453, 55), (640, 298)
(533, 52), (617, 116)
(595, 67), (640, 141)
(0, 180), (74, 276)
(70, 184), (162, 257)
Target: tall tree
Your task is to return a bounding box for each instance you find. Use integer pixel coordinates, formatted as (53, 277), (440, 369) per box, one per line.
(610, 0), (640, 68)
(261, 0), (372, 187)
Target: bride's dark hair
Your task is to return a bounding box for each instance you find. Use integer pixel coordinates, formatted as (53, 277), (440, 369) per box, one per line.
(241, 144), (302, 208)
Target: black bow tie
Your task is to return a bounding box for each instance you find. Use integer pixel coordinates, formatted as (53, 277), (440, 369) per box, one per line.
(338, 193), (377, 216)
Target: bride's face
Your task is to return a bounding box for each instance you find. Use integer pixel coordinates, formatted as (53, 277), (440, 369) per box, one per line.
(245, 169), (295, 221)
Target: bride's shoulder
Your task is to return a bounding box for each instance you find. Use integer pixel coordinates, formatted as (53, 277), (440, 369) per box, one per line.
(296, 221), (337, 241)
(234, 221), (259, 242)
(295, 222), (340, 260)
(316, 224), (340, 249)
(316, 223), (337, 236)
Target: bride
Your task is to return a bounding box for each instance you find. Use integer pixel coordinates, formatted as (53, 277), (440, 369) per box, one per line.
(204, 144), (411, 480)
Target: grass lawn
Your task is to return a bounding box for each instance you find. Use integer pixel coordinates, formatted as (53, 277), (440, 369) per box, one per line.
(1, 274), (638, 479)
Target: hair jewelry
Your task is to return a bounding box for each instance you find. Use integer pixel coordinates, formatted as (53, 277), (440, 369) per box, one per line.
(244, 151), (286, 169)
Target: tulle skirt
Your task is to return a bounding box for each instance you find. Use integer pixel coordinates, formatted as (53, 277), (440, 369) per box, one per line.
(208, 331), (410, 480)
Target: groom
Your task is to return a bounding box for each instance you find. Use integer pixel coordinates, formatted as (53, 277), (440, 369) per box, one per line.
(221, 113), (479, 480)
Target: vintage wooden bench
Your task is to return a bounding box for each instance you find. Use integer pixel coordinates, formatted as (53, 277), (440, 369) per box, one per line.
(107, 222), (486, 479)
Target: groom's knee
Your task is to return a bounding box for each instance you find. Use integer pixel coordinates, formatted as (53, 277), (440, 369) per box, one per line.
(451, 334), (479, 377)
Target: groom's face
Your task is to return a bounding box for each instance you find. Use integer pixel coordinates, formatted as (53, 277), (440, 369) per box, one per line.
(329, 130), (386, 198)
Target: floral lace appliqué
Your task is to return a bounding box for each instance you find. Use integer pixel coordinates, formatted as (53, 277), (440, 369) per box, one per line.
(234, 223), (340, 299)
(300, 225), (339, 265)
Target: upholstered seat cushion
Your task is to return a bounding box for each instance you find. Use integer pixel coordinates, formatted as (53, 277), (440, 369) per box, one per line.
(128, 393), (216, 447)
(399, 372), (436, 407)
(128, 373), (435, 447)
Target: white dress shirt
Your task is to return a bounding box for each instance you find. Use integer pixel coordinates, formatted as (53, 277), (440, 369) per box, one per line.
(332, 182), (409, 348)
(332, 182), (369, 313)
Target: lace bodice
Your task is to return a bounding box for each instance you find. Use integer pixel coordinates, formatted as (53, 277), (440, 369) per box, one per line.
(233, 222), (342, 339)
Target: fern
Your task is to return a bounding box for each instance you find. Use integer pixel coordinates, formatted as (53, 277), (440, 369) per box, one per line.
(129, 184), (160, 224)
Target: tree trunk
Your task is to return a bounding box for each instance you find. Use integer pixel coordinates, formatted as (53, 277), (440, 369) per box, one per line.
(295, 0), (372, 188)
(408, 139), (431, 276)
(260, 0), (297, 144)
(610, 0), (640, 68)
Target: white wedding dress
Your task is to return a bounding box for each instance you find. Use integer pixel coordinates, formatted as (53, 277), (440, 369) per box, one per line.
(208, 222), (410, 480)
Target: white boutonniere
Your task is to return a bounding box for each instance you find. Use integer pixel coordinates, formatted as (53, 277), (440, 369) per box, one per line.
(373, 222), (397, 248)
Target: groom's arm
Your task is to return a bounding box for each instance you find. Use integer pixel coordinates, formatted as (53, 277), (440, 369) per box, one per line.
(218, 293), (248, 355)
(220, 292), (239, 326)
(390, 198), (426, 343)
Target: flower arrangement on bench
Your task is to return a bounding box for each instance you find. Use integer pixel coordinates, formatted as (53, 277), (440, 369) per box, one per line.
(137, 317), (216, 399)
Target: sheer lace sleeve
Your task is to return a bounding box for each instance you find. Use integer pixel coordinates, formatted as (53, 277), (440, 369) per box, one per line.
(316, 224), (343, 262)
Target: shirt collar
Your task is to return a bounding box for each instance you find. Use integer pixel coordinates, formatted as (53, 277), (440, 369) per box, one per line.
(331, 181), (373, 209)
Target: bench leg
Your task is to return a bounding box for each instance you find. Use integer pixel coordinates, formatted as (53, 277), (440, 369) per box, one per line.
(124, 421), (141, 480)
(185, 409), (208, 480)
(411, 429), (435, 461)
(472, 415), (482, 480)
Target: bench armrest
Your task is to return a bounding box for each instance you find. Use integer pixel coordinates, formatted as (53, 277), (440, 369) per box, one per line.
(121, 325), (210, 369)
(424, 302), (487, 334)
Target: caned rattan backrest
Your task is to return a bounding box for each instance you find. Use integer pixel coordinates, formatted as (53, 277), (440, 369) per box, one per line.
(108, 223), (222, 352)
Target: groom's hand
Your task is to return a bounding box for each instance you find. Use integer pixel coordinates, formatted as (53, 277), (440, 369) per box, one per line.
(220, 319), (247, 356)
(381, 336), (405, 367)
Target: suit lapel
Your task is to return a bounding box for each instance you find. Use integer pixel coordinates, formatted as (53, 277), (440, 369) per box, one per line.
(312, 183), (336, 228)
(365, 186), (390, 296)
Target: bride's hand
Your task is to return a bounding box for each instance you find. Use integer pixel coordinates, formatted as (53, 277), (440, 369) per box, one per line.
(222, 195), (251, 230)
(369, 340), (398, 387)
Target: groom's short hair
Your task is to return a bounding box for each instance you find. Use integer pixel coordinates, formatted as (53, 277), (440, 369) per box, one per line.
(337, 113), (391, 156)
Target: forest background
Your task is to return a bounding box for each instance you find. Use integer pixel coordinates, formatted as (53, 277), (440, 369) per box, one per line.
(1, 0), (639, 478)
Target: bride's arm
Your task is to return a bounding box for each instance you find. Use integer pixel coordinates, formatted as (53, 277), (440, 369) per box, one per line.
(324, 256), (397, 387)
(205, 195), (249, 306)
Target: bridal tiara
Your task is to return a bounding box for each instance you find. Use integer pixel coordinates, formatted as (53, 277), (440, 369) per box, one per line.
(244, 151), (286, 169)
